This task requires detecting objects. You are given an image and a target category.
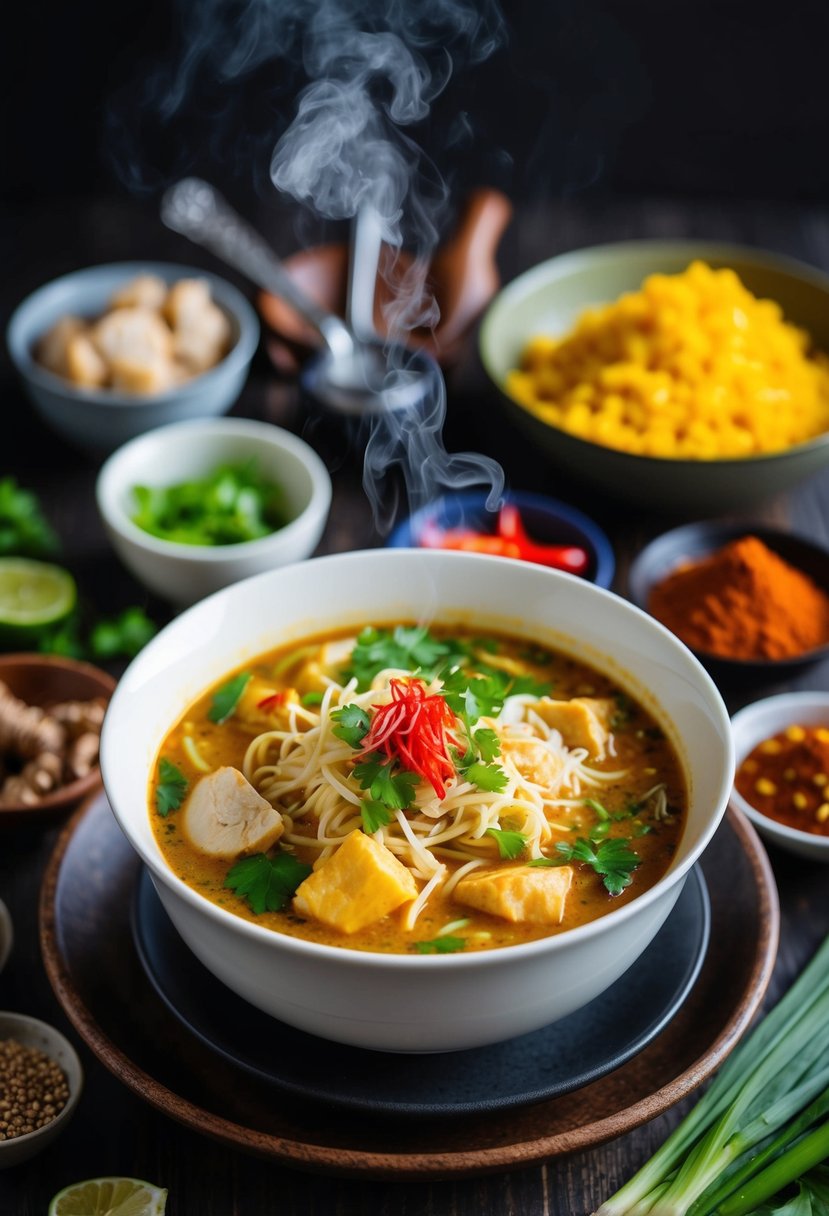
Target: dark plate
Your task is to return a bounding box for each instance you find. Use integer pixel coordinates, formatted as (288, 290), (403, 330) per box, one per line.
(131, 864), (709, 1119)
(627, 521), (829, 680)
(40, 793), (779, 1177)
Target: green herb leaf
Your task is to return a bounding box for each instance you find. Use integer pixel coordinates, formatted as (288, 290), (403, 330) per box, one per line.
(353, 756), (417, 810)
(527, 855), (569, 868)
(331, 702), (370, 748)
(472, 726), (501, 762)
(301, 691), (324, 706)
(89, 606), (157, 660)
(155, 757), (188, 816)
(341, 625), (470, 691)
(224, 852), (312, 915)
(360, 799), (392, 834)
(413, 935), (467, 954)
(584, 797), (610, 820)
(208, 671), (252, 724)
(485, 827), (527, 859)
(555, 836), (641, 896)
(465, 761), (509, 792)
(0, 477), (59, 558)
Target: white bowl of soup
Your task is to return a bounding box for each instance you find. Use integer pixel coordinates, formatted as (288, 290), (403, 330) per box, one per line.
(101, 549), (733, 1053)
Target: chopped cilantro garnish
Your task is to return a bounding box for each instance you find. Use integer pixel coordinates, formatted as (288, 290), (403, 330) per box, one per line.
(90, 606), (157, 660)
(472, 726), (501, 762)
(465, 761), (508, 792)
(486, 827), (527, 859)
(353, 756), (417, 810)
(413, 935), (467, 954)
(361, 799), (392, 834)
(554, 836), (641, 896)
(331, 702), (370, 748)
(208, 671), (252, 724)
(0, 477), (59, 557)
(155, 757), (188, 816)
(341, 625), (468, 690)
(224, 852), (312, 914)
(301, 691), (324, 706)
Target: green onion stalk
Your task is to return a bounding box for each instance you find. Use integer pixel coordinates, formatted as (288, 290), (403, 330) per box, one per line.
(594, 935), (829, 1216)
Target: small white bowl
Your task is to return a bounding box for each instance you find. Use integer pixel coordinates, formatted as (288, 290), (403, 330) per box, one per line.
(96, 417), (332, 606)
(0, 1012), (83, 1168)
(731, 692), (829, 862)
(101, 549), (733, 1053)
(7, 262), (260, 454)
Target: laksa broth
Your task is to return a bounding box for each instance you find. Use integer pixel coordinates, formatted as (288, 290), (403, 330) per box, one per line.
(150, 624), (687, 955)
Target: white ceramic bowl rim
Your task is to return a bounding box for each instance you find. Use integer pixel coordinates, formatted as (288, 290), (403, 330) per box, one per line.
(6, 260), (260, 405)
(731, 692), (829, 847)
(102, 548), (734, 971)
(96, 417), (332, 561)
(480, 238), (829, 467)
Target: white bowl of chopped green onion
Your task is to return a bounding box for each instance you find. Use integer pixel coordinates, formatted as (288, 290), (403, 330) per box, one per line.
(96, 417), (332, 606)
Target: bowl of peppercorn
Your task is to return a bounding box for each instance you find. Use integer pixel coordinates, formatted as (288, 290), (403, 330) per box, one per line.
(731, 691), (829, 863)
(628, 521), (829, 680)
(0, 1011), (83, 1166)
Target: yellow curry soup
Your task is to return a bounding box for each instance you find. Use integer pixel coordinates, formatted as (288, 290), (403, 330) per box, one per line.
(150, 625), (687, 955)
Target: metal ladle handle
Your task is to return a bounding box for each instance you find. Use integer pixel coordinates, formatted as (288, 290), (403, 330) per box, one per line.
(160, 178), (356, 361)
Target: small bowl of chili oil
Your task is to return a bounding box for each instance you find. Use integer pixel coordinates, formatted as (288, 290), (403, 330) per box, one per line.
(730, 691), (829, 862)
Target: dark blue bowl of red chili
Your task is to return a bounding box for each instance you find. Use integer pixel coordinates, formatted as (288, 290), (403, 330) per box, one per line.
(386, 491), (615, 589)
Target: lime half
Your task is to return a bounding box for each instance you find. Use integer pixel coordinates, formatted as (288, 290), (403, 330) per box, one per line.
(0, 557), (76, 641)
(48, 1176), (168, 1216)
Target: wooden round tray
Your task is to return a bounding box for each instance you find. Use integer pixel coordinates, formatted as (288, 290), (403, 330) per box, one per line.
(40, 793), (779, 1179)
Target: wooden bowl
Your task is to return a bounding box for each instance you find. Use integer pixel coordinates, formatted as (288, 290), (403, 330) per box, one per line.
(258, 189), (512, 373)
(0, 654), (115, 823)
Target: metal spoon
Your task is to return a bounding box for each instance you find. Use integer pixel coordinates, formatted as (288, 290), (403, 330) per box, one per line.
(161, 178), (439, 418)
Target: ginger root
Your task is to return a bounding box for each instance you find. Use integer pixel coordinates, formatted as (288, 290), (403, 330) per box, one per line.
(0, 683), (107, 808)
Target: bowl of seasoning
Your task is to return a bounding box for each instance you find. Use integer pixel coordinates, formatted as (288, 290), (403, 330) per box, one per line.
(0, 1011), (83, 1167)
(731, 692), (829, 862)
(480, 242), (829, 511)
(96, 417), (332, 606)
(386, 491), (615, 588)
(627, 522), (829, 678)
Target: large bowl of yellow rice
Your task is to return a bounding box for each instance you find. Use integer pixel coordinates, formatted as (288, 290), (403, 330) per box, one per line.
(480, 241), (829, 510)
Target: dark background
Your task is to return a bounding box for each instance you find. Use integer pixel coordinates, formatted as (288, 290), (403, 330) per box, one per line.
(5, 0), (829, 224)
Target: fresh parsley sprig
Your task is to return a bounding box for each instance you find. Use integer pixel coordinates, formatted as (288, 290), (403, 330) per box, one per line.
(331, 703), (370, 748)
(545, 836), (641, 896)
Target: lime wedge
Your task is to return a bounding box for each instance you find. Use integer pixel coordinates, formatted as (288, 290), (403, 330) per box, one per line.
(48, 1176), (168, 1216)
(0, 557), (76, 641)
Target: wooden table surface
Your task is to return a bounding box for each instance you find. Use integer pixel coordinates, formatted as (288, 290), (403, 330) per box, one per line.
(1, 192), (828, 1214)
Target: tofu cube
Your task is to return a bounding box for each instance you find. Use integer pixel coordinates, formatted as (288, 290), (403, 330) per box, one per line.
(455, 863), (573, 924)
(293, 830), (418, 934)
(534, 696), (615, 758)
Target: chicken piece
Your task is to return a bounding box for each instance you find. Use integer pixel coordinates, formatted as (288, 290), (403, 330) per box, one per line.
(36, 316), (87, 377)
(108, 355), (175, 395)
(163, 279), (231, 374)
(236, 678), (301, 730)
(183, 766), (284, 859)
(455, 863), (573, 925)
(91, 306), (173, 368)
(110, 274), (168, 311)
(533, 696), (615, 759)
(65, 332), (108, 388)
(293, 830), (418, 934)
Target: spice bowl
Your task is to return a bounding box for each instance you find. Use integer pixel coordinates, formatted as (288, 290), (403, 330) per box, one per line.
(730, 692), (829, 862)
(386, 491), (615, 588)
(0, 654), (116, 824)
(627, 521), (829, 680)
(0, 1011), (83, 1167)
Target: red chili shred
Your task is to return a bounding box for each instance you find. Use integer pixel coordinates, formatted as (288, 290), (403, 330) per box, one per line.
(362, 678), (460, 798)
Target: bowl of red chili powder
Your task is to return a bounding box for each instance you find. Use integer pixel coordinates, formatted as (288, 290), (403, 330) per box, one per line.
(628, 522), (829, 677)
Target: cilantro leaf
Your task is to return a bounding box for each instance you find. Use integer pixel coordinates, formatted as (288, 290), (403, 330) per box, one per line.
(465, 761), (508, 792)
(331, 703), (370, 748)
(486, 827), (527, 859)
(361, 799), (392, 834)
(90, 606), (157, 660)
(413, 936), (467, 954)
(584, 797), (610, 820)
(528, 856), (569, 867)
(301, 691), (323, 706)
(353, 756), (417, 809)
(472, 727), (501, 762)
(155, 758), (188, 816)
(341, 625), (469, 691)
(555, 836), (641, 896)
(225, 852), (312, 914)
(0, 477), (59, 557)
(208, 671), (252, 724)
